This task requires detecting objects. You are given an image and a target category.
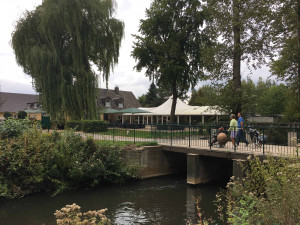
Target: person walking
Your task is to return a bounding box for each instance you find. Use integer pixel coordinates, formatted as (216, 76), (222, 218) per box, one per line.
(236, 112), (249, 147)
(228, 114), (238, 149)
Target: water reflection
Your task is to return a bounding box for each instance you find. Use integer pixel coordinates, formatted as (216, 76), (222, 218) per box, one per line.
(0, 175), (224, 225)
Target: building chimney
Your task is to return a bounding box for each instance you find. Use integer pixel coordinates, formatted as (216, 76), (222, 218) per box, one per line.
(115, 86), (119, 95)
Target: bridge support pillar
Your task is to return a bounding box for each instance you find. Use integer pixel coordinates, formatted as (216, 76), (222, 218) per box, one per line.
(187, 154), (202, 184)
(187, 154), (232, 185)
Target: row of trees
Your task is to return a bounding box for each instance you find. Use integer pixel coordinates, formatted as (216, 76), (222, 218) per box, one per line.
(189, 77), (299, 122)
(11, 0), (300, 122)
(132, 0), (300, 122)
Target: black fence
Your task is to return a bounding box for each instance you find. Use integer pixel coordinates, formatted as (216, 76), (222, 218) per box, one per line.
(79, 124), (300, 156)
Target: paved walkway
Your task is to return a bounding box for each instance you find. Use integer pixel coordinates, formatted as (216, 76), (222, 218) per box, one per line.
(78, 132), (298, 157)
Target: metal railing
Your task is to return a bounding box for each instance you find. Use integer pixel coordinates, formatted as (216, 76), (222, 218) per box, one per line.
(79, 123), (300, 156)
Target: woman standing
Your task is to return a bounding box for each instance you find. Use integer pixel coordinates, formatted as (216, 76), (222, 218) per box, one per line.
(228, 114), (238, 149)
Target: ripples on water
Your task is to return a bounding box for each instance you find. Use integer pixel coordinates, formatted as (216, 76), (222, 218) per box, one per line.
(0, 175), (225, 225)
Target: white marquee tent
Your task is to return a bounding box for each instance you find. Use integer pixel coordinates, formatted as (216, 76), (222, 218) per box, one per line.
(122, 96), (226, 124)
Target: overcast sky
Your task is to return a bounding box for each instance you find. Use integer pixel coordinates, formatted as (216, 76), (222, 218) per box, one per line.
(0, 0), (273, 98)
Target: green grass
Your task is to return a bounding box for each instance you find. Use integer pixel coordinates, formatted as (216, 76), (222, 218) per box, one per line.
(95, 140), (158, 148)
(98, 128), (208, 139)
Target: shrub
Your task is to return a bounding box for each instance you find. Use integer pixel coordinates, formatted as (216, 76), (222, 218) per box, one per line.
(216, 156), (300, 225)
(4, 111), (12, 119)
(82, 120), (108, 133)
(0, 118), (31, 138)
(65, 120), (82, 130)
(66, 120), (108, 132)
(0, 129), (137, 199)
(54, 203), (111, 225)
(18, 111), (27, 119)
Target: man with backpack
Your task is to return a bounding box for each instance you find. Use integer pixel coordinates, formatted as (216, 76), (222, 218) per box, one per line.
(236, 112), (249, 147)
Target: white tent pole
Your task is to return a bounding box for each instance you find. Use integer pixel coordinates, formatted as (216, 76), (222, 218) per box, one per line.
(189, 115), (191, 124)
(177, 116), (180, 124)
(202, 116), (204, 124)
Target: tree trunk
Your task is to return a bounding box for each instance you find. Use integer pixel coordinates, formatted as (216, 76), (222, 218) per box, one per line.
(297, 0), (300, 109)
(170, 81), (178, 124)
(232, 0), (242, 114)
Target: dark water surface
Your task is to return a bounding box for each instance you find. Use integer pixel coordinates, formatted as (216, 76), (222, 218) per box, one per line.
(0, 175), (224, 225)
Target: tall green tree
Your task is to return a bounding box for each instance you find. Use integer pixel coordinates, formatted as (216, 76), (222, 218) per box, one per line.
(189, 85), (219, 106)
(206, 0), (272, 113)
(269, 0), (300, 110)
(145, 82), (159, 107)
(132, 0), (212, 122)
(256, 84), (288, 116)
(138, 94), (147, 107)
(12, 0), (124, 120)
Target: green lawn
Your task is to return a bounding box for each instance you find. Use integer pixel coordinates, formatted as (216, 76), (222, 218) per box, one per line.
(95, 140), (158, 148)
(98, 128), (209, 139)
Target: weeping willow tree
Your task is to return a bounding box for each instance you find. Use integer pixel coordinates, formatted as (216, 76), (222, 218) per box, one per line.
(12, 0), (124, 120)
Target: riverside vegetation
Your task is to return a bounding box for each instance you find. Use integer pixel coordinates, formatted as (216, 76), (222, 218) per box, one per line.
(189, 156), (300, 225)
(0, 119), (152, 199)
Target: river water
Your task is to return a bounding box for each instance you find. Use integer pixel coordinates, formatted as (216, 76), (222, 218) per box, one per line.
(0, 175), (225, 225)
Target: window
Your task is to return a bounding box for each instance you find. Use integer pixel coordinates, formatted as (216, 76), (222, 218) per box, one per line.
(118, 99), (123, 108)
(105, 99), (111, 107)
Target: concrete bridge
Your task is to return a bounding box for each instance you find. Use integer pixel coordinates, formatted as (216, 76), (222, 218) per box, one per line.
(124, 144), (257, 185)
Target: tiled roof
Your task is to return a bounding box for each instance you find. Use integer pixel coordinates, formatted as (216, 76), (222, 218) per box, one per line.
(97, 87), (141, 109)
(0, 92), (39, 113)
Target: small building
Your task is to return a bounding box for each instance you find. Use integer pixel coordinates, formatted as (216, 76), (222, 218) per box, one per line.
(0, 92), (45, 120)
(97, 86), (141, 123)
(122, 96), (226, 125)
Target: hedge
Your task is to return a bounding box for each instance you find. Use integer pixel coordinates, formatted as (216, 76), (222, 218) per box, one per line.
(82, 120), (108, 133)
(66, 120), (108, 133)
(66, 120), (82, 131)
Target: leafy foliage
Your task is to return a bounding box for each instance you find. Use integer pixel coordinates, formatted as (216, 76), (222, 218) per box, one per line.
(205, 0), (273, 113)
(17, 111), (27, 119)
(0, 118), (31, 138)
(189, 85), (219, 106)
(11, 0), (124, 120)
(4, 111), (12, 119)
(217, 156), (300, 225)
(269, 0), (300, 108)
(54, 203), (111, 225)
(0, 129), (137, 199)
(66, 120), (108, 132)
(132, 0), (213, 122)
(256, 84), (288, 116)
(189, 77), (291, 118)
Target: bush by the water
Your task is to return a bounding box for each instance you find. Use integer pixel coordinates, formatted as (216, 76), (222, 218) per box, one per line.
(0, 128), (138, 199)
(54, 203), (111, 225)
(218, 156), (300, 225)
(66, 120), (108, 132)
(0, 118), (31, 138)
(190, 156), (300, 225)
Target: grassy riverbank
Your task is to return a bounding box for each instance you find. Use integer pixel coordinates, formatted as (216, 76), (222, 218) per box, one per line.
(0, 120), (156, 199)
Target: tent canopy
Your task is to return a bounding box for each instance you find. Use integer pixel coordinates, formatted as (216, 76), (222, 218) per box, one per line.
(134, 97), (225, 116)
(119, 108), (150, 114)
(99, 108), (119, 114)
